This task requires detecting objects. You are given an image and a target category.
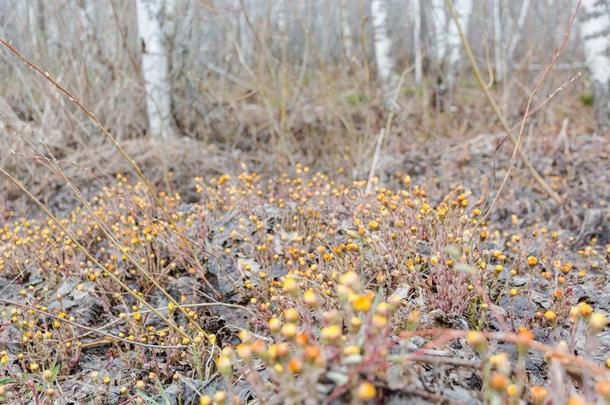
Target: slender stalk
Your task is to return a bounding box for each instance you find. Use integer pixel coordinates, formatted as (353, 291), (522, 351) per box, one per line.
(0, 166), (190, 341)
(0, 37), (221, 300)
(444, 0), (563, 206)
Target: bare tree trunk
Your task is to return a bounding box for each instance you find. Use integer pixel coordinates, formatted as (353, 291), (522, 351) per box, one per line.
(507, 0), (531, 63)
(431, 0), (472, 111)
(340, 0), (353, 60)
(276, 0), (288, 63)
(413, 0), (423, 84)
(235, 0), (252, 63)
(580, 0), (610, 130)
(136, 0), (174, 138)
(446, 0), (473, 85)
(431, 0), (448, 65)
(371, 0), (397, 106)
(430, 0), (472, 81)
(493, 0), (504, 82)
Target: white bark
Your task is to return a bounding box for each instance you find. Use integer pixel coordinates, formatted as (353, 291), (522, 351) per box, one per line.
(276, 0), (288, 59)
(340, 0), (353, 59)
(235, 0), (251, 62)
(431, 0), (472, 71)
(413, 0), (423, 84)
(136, 0), (173, 138)
(431, 0), (448, 63)
(77, 0), (96, 41)
(446, 0), (473, 72)
(507, 0), (531, 63)
(493, 0), (504, 82)
(580, 0), (610, 129)
(371, 0), (396, 103)
(26, 0), (39, 52)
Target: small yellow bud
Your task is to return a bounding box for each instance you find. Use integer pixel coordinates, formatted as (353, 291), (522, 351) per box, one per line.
(506, 384), (519, 397)
(320, 325), (342, 342)
(527, 256), (538, 267)
(216, 356), (232, 376)
(355, 382), (376, 401)
(589, 312), (608, 332)
(268, 317), (281, 332)
(530, 386), (548, 404)
(543, 310), (557, 324)
(351, 294), (373, 313)
(281, 323), (298, 339)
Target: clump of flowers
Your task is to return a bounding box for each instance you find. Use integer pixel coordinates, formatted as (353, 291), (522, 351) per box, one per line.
(0, 170), (607, 403)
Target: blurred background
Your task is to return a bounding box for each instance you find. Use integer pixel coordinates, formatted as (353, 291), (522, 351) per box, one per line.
(0, 0), (608, 222)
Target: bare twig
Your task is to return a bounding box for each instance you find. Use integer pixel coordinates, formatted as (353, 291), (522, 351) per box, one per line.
(445, 0), (564, 205)
(0, 298), (185, 350)
(0, 38), (221, 300)
(480, 1), (580, 222)
(0, 166), (190, 340)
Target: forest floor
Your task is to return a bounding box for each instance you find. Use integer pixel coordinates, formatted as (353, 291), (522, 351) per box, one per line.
(0, 103), (609, 404)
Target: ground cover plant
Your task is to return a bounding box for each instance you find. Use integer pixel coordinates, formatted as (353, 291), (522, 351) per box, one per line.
(1, 0), (609, 404)
(0, 166), (608, 404)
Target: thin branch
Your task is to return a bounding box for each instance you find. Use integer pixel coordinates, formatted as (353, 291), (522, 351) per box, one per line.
(445, 0), (563, 205)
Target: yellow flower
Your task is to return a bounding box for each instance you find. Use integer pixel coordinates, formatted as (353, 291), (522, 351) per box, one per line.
(213, 391), (226, 404)
(350, 316), (363, 332)
(371, 314), (388, 329)
(42, 370), (53, 381)
(216, 356), (232, 376)
(506, 384), (519, 397)
(343, 345), (360, 356)
(287, 358), (302, 374)
(490, 373), (508, 391)
(527, 256), (538, 267)
(577, 302), (593, 317)
(340, 271), (360, 289)
(530, 386), (548, 404)
(303, 289), (320, 307)
(280, 323), (298, 339)
(284, 308), (299, 322)
(268, 317), (281, 333)
(236, 344), (252, 361)
(589, 312), (608, 332)
(282, 276), (298, 294)
(351, 293), (373, 313)
(320, 325), (342, 342)
(466, 331), (486, 349)
(543, 310), (557, 323)
(356, 382), (376, 401)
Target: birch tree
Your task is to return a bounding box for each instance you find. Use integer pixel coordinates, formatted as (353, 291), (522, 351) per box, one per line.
(413, 0), (423, 84)
(507, 0), (531, 64)
(445, 0), (473, 83)
(492, 0), (504, 82)
(430, 0), (472, 80)
(136, 0), (173, 138)
(370, 0), (397, 106)
(580, 0), (610, 130)
(340, 0), (353, 60)
(430, 0), (448, 65)
(430, 0), (472, 109)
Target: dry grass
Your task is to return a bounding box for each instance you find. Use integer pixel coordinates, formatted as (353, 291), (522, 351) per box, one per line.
(0, 168), (608, 403)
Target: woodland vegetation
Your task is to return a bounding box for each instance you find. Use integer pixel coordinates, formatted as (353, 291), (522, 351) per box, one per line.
(0, 0), (609, 404)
